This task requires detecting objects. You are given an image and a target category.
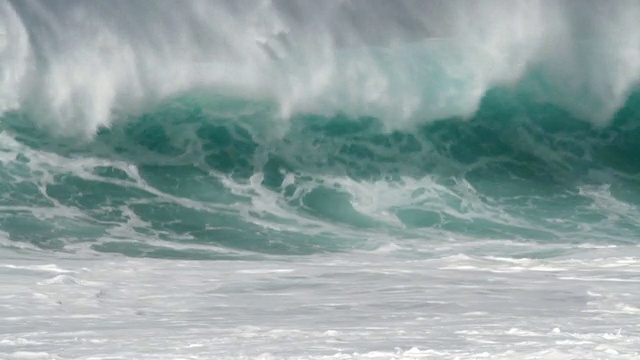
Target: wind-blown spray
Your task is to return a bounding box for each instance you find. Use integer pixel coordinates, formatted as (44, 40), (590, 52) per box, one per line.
(2, 0), (640, 136)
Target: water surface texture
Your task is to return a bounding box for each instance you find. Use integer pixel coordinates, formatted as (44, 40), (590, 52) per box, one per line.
(1, 1), (640, 359)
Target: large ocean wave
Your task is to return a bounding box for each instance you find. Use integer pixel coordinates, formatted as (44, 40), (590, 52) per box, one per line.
(2, 87), (640, 257)
(1, 0), (640, 258)
(4, 3), (640, 359)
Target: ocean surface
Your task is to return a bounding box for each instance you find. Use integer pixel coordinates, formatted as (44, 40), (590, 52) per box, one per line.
(1, 1), (640, 359)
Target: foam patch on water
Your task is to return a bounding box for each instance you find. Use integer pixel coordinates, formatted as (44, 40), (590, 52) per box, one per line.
(1, 249), (639, 359)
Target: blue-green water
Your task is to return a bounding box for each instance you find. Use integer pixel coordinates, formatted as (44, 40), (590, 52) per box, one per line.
(2, 84), (639, 258)
(3, 2), (640, 358)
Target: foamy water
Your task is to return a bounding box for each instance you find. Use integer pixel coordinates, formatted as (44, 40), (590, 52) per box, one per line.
(2, 1), (640, 359)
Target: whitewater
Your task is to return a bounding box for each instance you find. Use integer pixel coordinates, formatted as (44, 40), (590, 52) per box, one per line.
(1, 0), (640, 359)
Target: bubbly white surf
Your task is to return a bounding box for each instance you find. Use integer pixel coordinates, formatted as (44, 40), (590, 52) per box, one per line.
(1, 245), (640, 360)
(3, 0), (640, 136)
(2, 1), (640, 359)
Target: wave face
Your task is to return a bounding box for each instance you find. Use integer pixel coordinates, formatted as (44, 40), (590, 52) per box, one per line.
(1, 0), (640, 258)
(4, 3), (640, 359)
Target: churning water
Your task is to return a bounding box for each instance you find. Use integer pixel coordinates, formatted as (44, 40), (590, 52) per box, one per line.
(1, 1), (640, 359)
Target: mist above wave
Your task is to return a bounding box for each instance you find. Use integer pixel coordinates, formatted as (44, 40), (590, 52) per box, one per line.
(1, 0), (640, 136)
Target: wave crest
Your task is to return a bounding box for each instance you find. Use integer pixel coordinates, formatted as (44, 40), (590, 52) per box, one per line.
(2, 0), (640, 136)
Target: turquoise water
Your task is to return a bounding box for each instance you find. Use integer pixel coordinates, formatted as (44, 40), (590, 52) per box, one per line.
(2, 2), (640, 358)
(2, 83), (639, 258)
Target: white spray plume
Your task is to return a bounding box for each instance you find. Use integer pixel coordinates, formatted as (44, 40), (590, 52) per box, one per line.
(1, 0), (640, 137)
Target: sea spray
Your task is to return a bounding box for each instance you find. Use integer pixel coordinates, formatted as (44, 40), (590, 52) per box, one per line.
(1, 0), (640, 136)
